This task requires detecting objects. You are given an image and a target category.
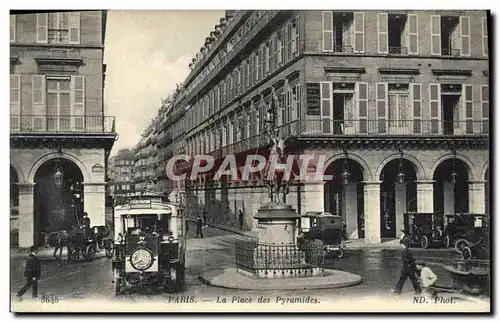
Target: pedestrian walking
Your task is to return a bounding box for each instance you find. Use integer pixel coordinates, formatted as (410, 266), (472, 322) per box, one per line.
(196, 216), (204, 238)
(202, 208), (208, 225)
(238, 209), (244, 230)
(16, 245), (41, 299)
(392, 237), (422, 294)
(416, 261), (438, 298)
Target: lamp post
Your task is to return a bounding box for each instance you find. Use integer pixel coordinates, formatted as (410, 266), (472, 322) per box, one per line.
(451, 148), (457, 184)
(341, 149), (350, 186)
(397, 148), (405, 184)
(54, 147), (64, 189)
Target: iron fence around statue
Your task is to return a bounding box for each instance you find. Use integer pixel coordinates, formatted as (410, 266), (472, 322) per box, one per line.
(235, 239), (324, 274)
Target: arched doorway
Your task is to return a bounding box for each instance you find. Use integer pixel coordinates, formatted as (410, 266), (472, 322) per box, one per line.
(10, 166), (19, 247)
(485, 167), (490, 215)
(323, 158), (365, 239)
(34, 158), (84, 246)
(433, 158), (469, 222)
(379, 159), (418, 238)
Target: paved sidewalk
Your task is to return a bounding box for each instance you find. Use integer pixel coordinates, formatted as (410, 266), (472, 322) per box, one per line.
(200, 267), (362, 290)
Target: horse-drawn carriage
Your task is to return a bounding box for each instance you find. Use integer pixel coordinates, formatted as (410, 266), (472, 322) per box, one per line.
(51, 224), (114, 262)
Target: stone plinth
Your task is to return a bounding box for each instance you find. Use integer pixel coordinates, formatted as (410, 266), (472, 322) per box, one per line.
(253, 202), (300, 244)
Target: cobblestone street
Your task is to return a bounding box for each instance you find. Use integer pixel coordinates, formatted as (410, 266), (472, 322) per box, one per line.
(11, 226), (488, 311)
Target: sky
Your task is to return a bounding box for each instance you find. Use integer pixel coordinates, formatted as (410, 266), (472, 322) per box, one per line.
(104, 10), (225, 155)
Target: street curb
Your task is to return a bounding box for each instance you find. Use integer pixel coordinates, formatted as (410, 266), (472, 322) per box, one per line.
(187, 217), (256, 238)
(199, 267), (362, 291)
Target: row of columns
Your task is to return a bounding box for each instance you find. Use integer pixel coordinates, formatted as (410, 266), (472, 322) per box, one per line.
(16, 182), (106, 248)
(305, 179), (488, 244)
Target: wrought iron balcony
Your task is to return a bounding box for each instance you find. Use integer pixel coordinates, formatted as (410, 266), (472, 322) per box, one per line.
(10, 115), (115, 134)
(442, 48), (461, 56)
(333, 44), (353, 53)
(299, 119), (489, 136)
(389, 46), (408, 55)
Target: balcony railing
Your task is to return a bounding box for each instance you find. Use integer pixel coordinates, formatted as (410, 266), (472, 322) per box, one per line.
(389, 46), (408, 55)
(10, 115), (115, 133)
(333, 44), (353, 53)
(442, 48), (461, 57)
(300, 119), (489, 136)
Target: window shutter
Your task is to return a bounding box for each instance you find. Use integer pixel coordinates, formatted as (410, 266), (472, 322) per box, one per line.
(431, 15), (441, 55)
(294, 84), (301, 120)
(320, 82), (332, 134)
(10, 75), (21, 131)
(356, 82), (368, 134)
(481, 85), (489, 133)
(354, 12), (365, 53)
(462, 84), (473, 134)
(376, 83), (388, 133)
(279, 29), (285, 65)
(255, 52), (260, 82)
(482, 17), (488, 56)
(322, 11), (333, 52)
(459, 16), (470, 57)
(36, 13), (48, 43)
(408, 14), (418, 54)
(293, 17), (299, 56)
(410, 83), (422, 134)
(377, 13), (388, 54)
(429, 84), (441, 134)
(32, 75), (46, 131)
(71, 76), (85, 131)
(10, 15), (16, 42)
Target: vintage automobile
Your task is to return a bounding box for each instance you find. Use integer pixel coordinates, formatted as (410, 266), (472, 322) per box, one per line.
(402, 212), (447, 249)
(443, 213), (489, 253)
(297, 212), (346, 258)
(111, 193), (186, 295)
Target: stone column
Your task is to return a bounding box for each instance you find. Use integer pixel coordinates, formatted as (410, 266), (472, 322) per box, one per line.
(363, 181), (381, 244)
(214, 184), (222, 223)
(18, 183), (35, 248)
(300, 182), (324, 214)
(344, 183), (358, 239)
(443, 182), (455, 216)
(468, 181), (487, 214)
(395, 182), (406, 235)
(416, 181), (434, 213)
(83, 182), (106, 227)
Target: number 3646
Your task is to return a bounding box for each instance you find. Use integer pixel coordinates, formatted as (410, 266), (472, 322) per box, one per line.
(41, 296), (59, 304)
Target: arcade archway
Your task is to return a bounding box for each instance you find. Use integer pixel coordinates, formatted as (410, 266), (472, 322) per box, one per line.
(433, 158), (470, 217)
(379, 158), (418, 238)
(323, 158), (365, 239)
(10, 166), (19, 247)
(33, 158), (84, 246)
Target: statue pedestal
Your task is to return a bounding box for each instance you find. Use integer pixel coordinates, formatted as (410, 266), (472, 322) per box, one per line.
(235, 202), (323, 279)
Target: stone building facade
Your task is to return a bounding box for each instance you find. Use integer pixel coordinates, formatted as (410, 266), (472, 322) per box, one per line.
(10, 11), (116, 248)
(147, 10), (490, 244)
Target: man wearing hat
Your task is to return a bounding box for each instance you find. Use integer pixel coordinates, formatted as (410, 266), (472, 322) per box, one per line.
(392, 235), (422, 294)
(16, 245), (41, 299)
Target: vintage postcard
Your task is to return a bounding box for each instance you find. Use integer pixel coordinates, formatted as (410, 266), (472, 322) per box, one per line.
(9, 8), (490, 313)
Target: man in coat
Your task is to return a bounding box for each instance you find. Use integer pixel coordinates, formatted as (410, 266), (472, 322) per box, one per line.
(238, 209), (244, 230)
(196, 216), (204, 238)
(202, 208), (208, 226)
(392, 236), (422, 294)
(16, 245), (41, 299)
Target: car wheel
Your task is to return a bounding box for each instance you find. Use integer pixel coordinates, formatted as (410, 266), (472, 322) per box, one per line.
(85, 244), (96, 261)
(337, 248), (344, 258)
(105, 241), (114, 259)
(443, 236), (450, 249)
(462, 246), (472, 260)
(455, 239), (467, 253)
(420, 236), (429, 249)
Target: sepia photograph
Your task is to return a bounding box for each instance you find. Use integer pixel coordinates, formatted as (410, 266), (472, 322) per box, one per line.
(8, 5), (491, 314)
